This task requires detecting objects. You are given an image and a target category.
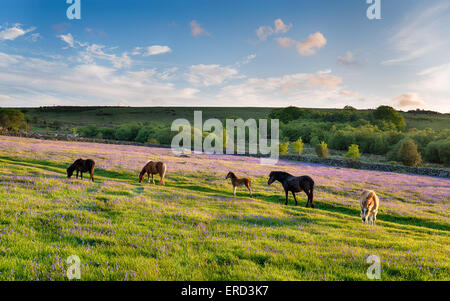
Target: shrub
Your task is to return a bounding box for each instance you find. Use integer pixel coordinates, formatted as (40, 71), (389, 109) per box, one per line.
(100, 128), (116, 140)
(424, 141), (441, 163)
(437, 139), (450, 165)
(345, 144), (361, 161)
(135, 124), (159, 143)
(146, 138), (159, 145)
(315, 141), (329, 158)
(114, 124), (140, 141)
(397, 138), (422, 166)
(292, 137), (304, 156)
(279, 142), (290, 155)
(328, 130), (354, 151)
(79, 125), (100, 138)
(155, 127), (175, 145)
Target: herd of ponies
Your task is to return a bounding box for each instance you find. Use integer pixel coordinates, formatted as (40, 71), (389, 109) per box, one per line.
(67, 158), (380, 226)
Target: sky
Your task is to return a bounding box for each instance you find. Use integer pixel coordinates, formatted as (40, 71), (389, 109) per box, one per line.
(0, 0), (449, 112)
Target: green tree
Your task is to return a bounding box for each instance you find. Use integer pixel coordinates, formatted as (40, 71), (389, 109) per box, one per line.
(279, 142), (290, 155)
(0, 109), (26, 131)
(372, 106), (406, 131)
(292, 137), (304, 155)
(315, 141), (329, 158)
(345, 144), (361, 161)
(397, 138), (422, 167)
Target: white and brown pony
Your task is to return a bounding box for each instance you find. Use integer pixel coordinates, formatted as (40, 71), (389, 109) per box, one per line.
(139, 161), (166, 185)
(225, 172), (252, 197)
(360, 190), (380, 225)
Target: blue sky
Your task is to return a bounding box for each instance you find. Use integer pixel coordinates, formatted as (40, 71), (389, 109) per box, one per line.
(0, 0), (449, 112)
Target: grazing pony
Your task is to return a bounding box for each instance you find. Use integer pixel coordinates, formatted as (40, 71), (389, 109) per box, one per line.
(267, 171), (315, 207)
(139, 161), (166, 185)
(67, 159), (95, 182)
(360, 190), (379, 225)
(225, 172), (253, 197)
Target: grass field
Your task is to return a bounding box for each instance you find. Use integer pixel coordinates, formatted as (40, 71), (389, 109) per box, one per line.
(0, 136), (448, 281)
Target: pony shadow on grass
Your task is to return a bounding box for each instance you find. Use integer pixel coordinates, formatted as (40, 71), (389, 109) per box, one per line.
(316, 202), (449, 232)
(0, 156), (136, 183)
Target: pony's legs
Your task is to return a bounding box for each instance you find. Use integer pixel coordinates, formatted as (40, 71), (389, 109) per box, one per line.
(233, 186), (236, 197)
(245, 183), (252, 197)
(152, 174), (155, 184)
(81, 172), (83, 180)
(76, 170), (79, 179)
(285, 190), (289, 205)
(292, 192), (298, 206)
(308, 189), (314, 208)
(90, 171), (94, 182)
(305, 192), (310, 207)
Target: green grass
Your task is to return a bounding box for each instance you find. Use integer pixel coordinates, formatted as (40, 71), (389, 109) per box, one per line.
(0, 155), (448, 281)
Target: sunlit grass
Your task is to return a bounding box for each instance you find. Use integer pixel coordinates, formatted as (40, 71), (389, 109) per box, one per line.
(0, 136), (448, 281)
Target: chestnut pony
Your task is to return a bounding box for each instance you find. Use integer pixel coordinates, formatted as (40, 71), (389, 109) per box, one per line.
(139, 161), (166, 185)
(225, 171), (253, 197)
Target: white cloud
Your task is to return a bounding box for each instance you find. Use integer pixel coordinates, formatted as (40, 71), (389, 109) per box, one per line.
(296, 32), (327, 56)
(144, 45), (172, 56)
(59, 33), (75, 47)
(276, 37), (295, 48)
(0, 52), (198, 107)
(275, 32), (327, 56)
(0, 24), (36, 41)
(338, 51), (360, 66)
(382, 3), (450, 65)
(274, 19), (292, 34)
(216, 71), (348, 107)
(257, 18), (292, 41)
(29, 33), (42, 42)
(415, 63), (450, 93)
(190, 20), (210, 37)
(187, 64), (241, 87)
(394, 93), (425, 108)
(236, 54), (256, 67)
(340, 90), (360, 98)
(58, 34), (132, 69)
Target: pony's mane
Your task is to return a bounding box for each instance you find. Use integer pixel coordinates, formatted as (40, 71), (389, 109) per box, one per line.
(139, 166), (147, 177)
(270, 171), (293, 178)
(67, 159), (82, 172)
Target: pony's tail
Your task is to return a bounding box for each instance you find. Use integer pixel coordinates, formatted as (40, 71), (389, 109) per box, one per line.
(160, 163), (167, 186)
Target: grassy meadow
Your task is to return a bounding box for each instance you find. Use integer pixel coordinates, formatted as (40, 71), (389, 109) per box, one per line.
(0, 136), (448, 281)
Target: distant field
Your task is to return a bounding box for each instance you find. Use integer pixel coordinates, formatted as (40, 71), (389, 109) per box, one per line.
(403, 113), (450, 130)
(20, 107), (450, 132)
(0, 136), (448, 281)
(22, 107), (272, 128)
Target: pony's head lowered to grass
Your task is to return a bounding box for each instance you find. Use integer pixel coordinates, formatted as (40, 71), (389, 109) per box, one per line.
(138, 168), (146, 183)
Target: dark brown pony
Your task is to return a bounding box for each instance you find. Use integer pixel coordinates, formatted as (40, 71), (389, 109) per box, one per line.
(67, 159), (95, 182)
(139, 161), (167, 185)
(268, 171), (315, 207)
